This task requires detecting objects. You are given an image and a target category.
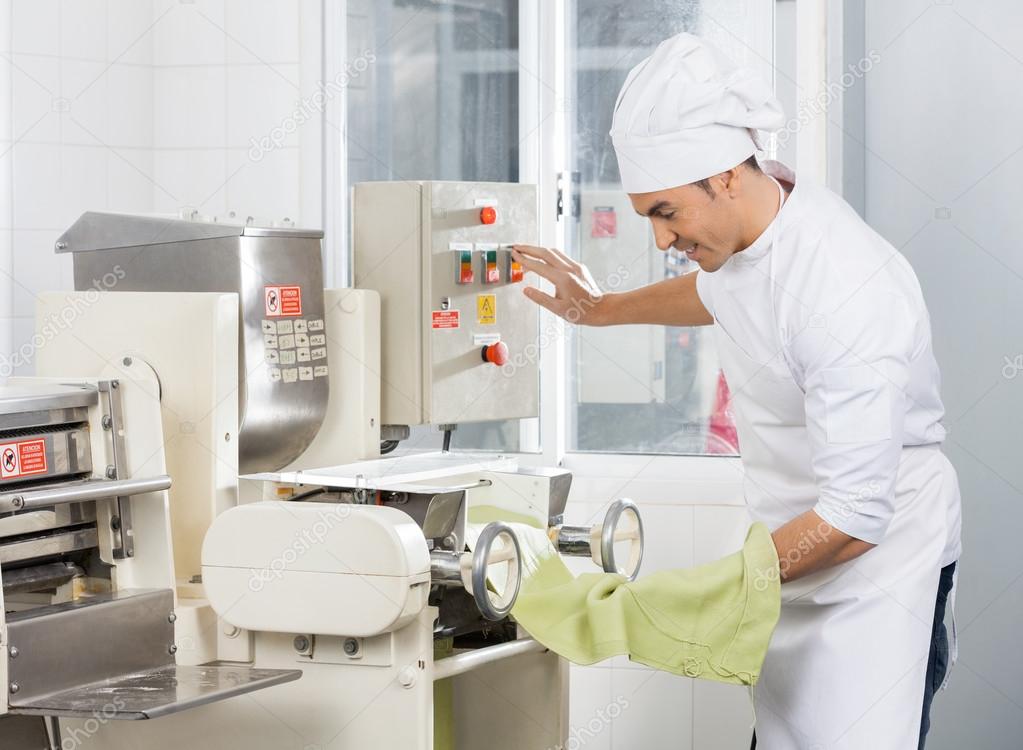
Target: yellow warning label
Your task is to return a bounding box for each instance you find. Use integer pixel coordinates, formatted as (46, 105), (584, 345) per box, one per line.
(477, 294), (496, 325)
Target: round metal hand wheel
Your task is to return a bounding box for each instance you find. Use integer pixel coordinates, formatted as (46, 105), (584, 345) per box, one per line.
(470, 522), (522, 621)
(600, 499), (644, 581)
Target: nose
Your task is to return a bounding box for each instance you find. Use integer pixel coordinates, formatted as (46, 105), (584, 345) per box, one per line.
(652, 221), (676, 252)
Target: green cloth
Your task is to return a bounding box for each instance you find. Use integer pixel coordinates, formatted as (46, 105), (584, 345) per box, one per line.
(510, 522), (781, 686)
(433, 637), (455, 750)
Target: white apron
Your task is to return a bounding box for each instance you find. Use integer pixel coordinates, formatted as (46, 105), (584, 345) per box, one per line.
(711, 182), (962, 746)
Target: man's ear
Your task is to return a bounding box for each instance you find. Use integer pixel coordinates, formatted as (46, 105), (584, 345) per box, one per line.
(717, 167), (742, 197)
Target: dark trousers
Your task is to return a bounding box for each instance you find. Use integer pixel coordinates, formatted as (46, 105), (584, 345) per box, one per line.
(751, 561), (957, 750)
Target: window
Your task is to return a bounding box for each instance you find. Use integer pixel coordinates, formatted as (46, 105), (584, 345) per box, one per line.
(343, 0), (774, 457)
(564, 0), (772, 455)
(346, 0), (536, 452)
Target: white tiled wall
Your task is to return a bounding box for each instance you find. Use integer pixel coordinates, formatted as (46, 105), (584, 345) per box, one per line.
(0, 0), (324, 377)
(148, 0), (319, 225)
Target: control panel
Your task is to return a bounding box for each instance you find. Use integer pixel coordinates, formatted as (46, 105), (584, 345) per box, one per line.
(353, 181), (539, 427)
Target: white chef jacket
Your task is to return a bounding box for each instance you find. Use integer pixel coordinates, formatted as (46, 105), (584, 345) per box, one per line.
(696, 161), (957, 558)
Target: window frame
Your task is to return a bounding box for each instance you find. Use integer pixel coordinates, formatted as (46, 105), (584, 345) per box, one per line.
(331, 0), (830, 502)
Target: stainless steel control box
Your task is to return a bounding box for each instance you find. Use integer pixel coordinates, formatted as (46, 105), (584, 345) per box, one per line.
(353, 181), (539, 427)
(56, 212), (328, 473)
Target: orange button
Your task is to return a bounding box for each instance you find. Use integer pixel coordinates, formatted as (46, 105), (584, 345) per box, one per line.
(481, 341), (508, 366)
(479, 206), (497, 225)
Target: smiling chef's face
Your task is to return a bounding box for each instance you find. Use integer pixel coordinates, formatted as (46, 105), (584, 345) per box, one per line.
(629, 167), (751, 273)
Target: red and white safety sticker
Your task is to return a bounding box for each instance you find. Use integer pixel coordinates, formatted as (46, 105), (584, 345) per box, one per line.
(264, 285), (303, 317)
(432, 310), (460, 329)
(0, 438), (48, 480)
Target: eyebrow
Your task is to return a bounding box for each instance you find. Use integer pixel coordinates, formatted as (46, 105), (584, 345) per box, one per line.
(638, 200), (672, 218)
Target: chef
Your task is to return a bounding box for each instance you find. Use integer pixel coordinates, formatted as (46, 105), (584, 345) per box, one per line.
(513, 32), (962, 749)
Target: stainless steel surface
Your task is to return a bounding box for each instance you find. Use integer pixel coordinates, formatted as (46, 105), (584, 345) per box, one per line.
(0, 527), (99, 565)
(248, 451), (516, 490)
(554, 525), (592, 557)
(55, 211), (323, 253)
(430, 549), (463, 583)
(471, 522), (521, 621)
(99, 380), (134, 558)
(2, 562), (82, 593)
(0, 504), (98, 539)
(600, 499), (643, 581)
(510, 466), (572, 520)
(0, 427), (92, 489)
(0, 384), (97, 420)
(0, 475), (172, 513)
(353, 181), (539, 427)
(58, 211), (329, 473)
(12, 665), (303, 720)
(6, 589), (175, 707)
(432, 638), (546, 681)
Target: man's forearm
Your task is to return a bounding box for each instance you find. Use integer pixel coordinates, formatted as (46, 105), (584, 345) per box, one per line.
(595, 272), (713, 327)
(771, 509), (876, 583)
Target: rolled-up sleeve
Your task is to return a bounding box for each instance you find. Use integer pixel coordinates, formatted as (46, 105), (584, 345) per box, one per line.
(792, 291), (914, 544)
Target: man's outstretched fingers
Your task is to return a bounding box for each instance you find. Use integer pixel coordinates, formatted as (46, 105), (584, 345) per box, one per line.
(512, 250), (561, 282)
(512, 244), (574, 272)
(523, 285), (563, 315)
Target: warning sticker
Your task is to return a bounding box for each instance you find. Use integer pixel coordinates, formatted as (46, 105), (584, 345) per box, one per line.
(264, 285), (303, 317)
(432, 310), (460, 330)
(477, 294), (496, 325)
(0, 438), (48, 480)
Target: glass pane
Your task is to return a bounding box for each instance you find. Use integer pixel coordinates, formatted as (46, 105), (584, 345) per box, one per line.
(567, 0), (766, 455)
(346, 0), (535, 453)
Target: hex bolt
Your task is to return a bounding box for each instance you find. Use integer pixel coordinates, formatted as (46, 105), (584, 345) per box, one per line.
(9, 682), (19, 694)
(110, 516), (121, 531)
(10, 497), (23, 509)
(55, 241), (68, 250)
(101, 415), (113, 430)
(343, 638), (359, 656)
(168, 612), (177, 624)
(110, 380), (119, 389)
(105, 465), (117, 479)
(168, 645), (178, 655)
(293, 635), (310, 652)
(9, 646), (18, 659)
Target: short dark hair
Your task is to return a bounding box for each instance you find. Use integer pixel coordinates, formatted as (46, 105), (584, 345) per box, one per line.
(694, 154), (761, 196)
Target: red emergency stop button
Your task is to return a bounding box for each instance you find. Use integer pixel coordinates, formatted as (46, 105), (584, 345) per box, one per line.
(481, 341), (508, 366)
(479, 205), (497, 225)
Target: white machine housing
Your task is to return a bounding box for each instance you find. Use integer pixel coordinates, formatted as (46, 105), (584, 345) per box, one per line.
(202, 501), (431, 637)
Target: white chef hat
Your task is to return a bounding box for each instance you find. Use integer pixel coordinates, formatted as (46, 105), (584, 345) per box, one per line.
(610, 32), (785, 194)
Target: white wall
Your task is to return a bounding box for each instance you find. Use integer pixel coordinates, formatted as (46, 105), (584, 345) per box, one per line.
(0, 0), (157, 377)
(0, 0), (326, 377)
(861, 1), (1023, 746)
